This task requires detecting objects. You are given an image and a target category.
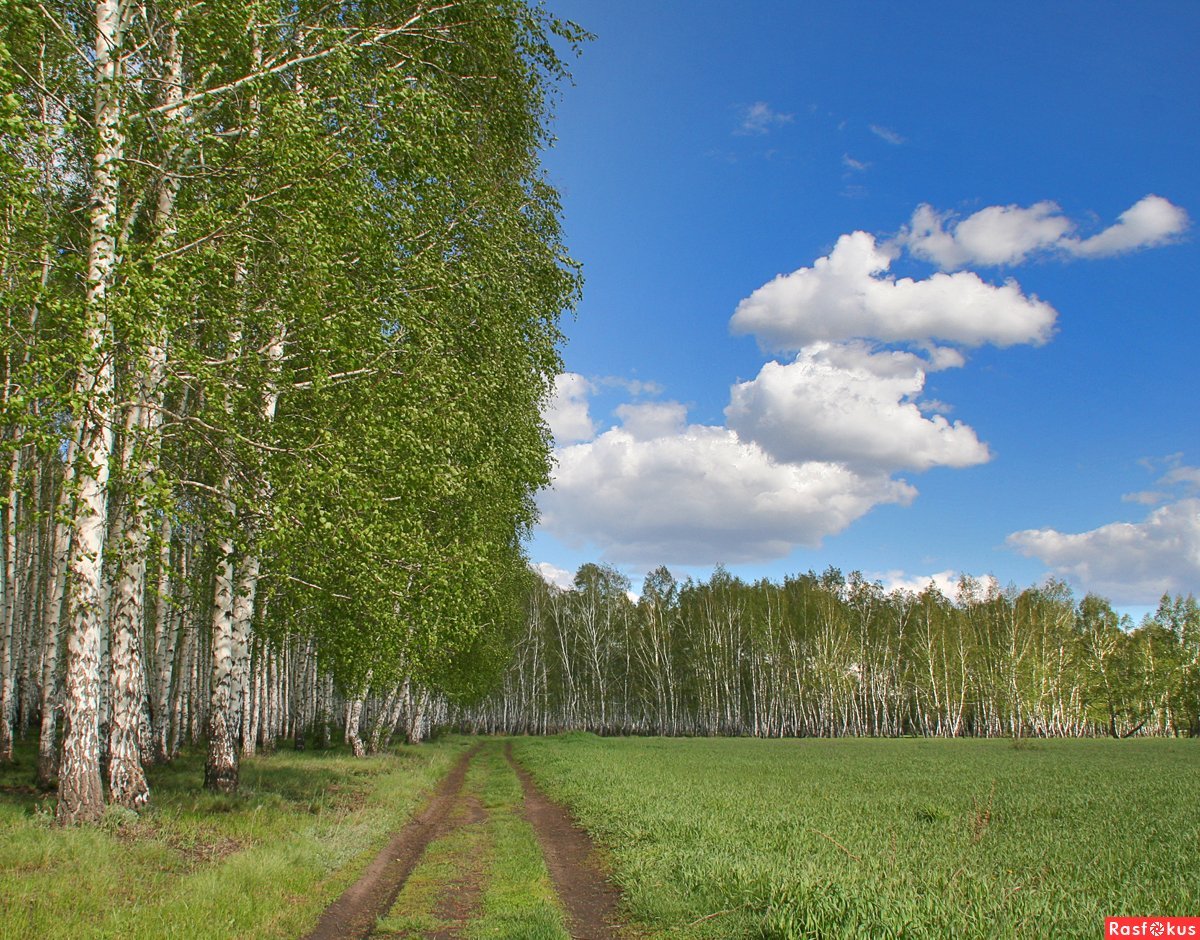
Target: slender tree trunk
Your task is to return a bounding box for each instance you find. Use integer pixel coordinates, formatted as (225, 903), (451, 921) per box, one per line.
(106, 3), (183, 800)
(228, 554), (258, 752)
(105, 495), (150, 805)
(345, 672), (370, 757)
(405, 683), (429, 745)
(149, 517), (176, 763)
(0, 447), (17, 763)
(37, 480), (71, 786)
(58, 0), (125, 825)
(204, 536), (238, 792)
(105, 441), (150, 806)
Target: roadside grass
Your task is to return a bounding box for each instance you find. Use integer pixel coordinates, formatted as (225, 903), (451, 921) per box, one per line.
(0, 736), (469, 939)
(513, 734), (1200, 939)
(377, 740), (569, 940)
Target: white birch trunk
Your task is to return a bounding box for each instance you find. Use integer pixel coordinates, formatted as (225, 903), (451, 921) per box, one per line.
(37, 481), (72, 785)
(0, 447), (18, 763)
(149, 517), (175, 763)
(204, 535), (238, 792)
(228, 554), (258, 752)
(58, 0), (124, 825)
(244, 640), (264, 757)
(107, 2), (183, 802)
(105, 500), (149, 806)
(105, 438), (150, 806)
(344, 670), (370, 758)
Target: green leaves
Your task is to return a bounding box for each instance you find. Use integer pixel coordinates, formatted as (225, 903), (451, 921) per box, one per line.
(4, 0), (581, 724)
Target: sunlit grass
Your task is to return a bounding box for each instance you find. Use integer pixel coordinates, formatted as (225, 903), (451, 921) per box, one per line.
(513, 734), (1200, 939)
(0, 737), (469, 939)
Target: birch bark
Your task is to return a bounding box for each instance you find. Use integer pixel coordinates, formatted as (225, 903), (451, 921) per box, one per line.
(0, 447), (17, 763)
(57, 0), (124, 825)
(106, 1), (183, 808)
(203, 532), (237, 792)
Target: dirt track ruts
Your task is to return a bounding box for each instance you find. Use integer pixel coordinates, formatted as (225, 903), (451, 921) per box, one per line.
(305, 741), (624, 939)
(506, 742), (622, 940)
(304, 744), (479, 940)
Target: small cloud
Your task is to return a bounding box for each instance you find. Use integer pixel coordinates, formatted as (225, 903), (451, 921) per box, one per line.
(1123, 491), (1168, 506)
(597, 376), (665, 397)
(1163, 465), (1200, 489)
(1008, 499), (1200, 604)
(1122, 455), (1200, 505)
(876, 569), (960, 597)
(738, 101), (794, 136)
(730, 230), (1058, 353)
(532, 561), (575, 591)
(726, 342), (990, 473)
(540, 413), (915, 567)
(899, 196), (1190, 271)
(869, 124), (905, 145)
(842, 154), (870, 173)
(902, 201), (1073, 270)
(1067, 195), (1189, 258)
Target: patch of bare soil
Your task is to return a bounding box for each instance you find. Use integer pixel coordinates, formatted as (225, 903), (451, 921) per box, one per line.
(505, 743), (624, 940)
(304, 745), (479, 940)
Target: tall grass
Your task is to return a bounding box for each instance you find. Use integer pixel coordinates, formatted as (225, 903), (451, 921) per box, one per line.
(513, 735), (1200, 939)
(0, 738), (469, 939)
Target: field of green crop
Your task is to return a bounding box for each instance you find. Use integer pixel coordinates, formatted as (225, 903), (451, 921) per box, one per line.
(512, 735), (1199, 939)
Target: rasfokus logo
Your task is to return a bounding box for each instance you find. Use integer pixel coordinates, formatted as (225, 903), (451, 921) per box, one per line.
(1106, 918), (1200, 937)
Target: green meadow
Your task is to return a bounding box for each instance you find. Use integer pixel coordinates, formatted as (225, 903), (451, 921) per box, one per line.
(0, 739), (469, 939)
(2, 735), (1196, 938)
(514, 735), (1200, 939)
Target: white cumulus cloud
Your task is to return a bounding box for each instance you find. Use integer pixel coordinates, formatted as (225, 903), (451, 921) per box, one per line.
(531, 561), (575, 591)
(730, 231), (1058, 352)
(900, 195), (1189, 270)
(1007, 499), (1200, 603)
(875, 569), (963, 598)
(544, 372), (595, 445)
(1068, 195), (1190, 258)
(614, 401), (688, 441)
(538, 416), (915, 567)
(726, 342), (990, 472)
(904, 201), (1073, 269)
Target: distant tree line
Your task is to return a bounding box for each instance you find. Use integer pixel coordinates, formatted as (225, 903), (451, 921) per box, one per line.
(456, 564), (1200, 739)
(0, 0), (582, 822)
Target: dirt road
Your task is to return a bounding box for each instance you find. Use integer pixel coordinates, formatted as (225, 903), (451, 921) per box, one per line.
(304, 741), (623, 939)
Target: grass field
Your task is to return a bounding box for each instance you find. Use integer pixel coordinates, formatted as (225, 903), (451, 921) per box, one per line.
(513, 734), (1200, 939)
(2, 735), (1196, 938)
(0, 738), (469, 939)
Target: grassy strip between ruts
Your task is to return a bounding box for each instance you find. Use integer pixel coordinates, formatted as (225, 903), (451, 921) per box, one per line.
(0, 736), (471, 939)
(377, 740), (570, 939)
(512, 734), (1200, 940)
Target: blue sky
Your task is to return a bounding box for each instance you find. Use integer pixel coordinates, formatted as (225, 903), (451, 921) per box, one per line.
(527, 1), (1200, 615)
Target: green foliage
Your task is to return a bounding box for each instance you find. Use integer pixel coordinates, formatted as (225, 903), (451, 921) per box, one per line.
(2, 0), (583, 754)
